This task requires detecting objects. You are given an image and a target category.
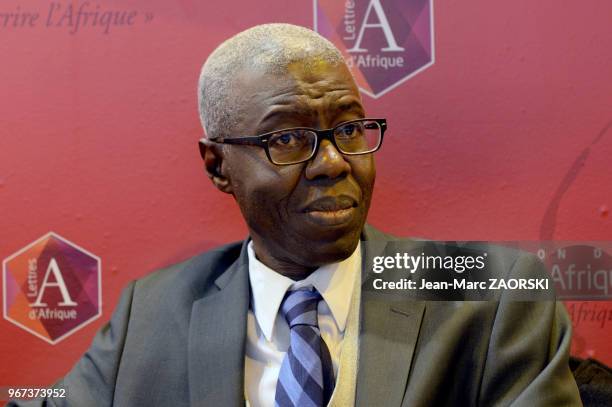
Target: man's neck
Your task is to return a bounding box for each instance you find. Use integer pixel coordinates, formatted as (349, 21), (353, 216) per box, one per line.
(249, 237), (318, 281)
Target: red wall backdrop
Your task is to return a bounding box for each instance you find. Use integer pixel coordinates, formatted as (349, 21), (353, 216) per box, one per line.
(1, 0), (611, 387)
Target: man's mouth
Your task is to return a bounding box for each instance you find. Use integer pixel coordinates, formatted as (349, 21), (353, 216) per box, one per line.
(302, 196), (358, 226)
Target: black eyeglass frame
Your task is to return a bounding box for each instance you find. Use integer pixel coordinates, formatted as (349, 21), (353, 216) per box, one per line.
(200, 118), (387, 166)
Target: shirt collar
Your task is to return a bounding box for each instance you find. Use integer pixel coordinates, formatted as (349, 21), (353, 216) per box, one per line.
(247, 241), (361, 342)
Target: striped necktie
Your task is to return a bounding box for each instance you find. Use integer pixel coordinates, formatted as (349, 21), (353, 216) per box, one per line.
(274, 288), (335, 407)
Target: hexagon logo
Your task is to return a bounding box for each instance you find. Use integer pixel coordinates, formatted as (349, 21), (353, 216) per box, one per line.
(314, 0), (435, 98)
(3, 232), (102, 344)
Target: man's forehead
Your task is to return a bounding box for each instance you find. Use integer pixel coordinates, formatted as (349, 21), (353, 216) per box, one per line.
(235, 60), (358, 102)
(225, 58), (362, 135)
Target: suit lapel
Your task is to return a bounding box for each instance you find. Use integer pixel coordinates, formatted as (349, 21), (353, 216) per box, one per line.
(188, 242), (250, 407)
(356, 225), (426, 407)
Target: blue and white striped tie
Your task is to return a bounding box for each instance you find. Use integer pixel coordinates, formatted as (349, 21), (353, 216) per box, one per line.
(274, 288), (335, 407)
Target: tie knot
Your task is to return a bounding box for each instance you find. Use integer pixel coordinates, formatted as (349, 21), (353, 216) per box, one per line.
(280, 288), (321, 328)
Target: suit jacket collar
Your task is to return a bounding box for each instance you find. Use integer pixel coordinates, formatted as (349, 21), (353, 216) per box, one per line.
(187, 225), (426, 407)
(188, 239), (250, 407)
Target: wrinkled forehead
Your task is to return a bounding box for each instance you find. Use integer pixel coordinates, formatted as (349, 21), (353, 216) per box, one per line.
(231, 58), (363, 129)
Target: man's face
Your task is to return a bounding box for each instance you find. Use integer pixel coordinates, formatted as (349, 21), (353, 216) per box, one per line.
(221, 58), (375, 269)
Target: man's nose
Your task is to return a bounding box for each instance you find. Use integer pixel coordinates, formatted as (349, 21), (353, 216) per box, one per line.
(304, 139), (351, 180)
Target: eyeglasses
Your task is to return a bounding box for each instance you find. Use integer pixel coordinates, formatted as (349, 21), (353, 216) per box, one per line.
(202, 118), (387, 165)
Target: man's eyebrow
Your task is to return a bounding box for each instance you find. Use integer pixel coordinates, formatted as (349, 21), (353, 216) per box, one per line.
(258, 107), (304, 128)
(335, 100), (365, 116)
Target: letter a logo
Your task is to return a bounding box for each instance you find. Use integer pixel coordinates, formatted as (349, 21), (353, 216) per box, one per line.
(3, 232), (102, 344)
(32, 258), (78, 307)
(314, 0), (435, 98)
(348, 0), (405, 53)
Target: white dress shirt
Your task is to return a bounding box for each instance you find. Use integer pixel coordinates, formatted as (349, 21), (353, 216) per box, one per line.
(244, 241), (361, 407)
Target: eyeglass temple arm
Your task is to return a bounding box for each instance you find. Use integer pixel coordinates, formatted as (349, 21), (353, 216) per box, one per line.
(198, 136), (264, 160)
(200, 136), (264, 145)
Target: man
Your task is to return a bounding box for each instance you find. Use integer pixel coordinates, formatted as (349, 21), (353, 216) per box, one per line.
(10, 23), (581, 406)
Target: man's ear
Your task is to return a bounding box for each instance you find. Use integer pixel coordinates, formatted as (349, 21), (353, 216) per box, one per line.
(198, 138), (233, 194)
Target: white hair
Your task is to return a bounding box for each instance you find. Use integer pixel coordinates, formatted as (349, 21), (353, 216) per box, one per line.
(198, 23), (345, 138)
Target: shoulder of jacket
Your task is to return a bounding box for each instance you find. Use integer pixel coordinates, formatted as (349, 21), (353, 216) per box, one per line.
(132, 240), (244, 300)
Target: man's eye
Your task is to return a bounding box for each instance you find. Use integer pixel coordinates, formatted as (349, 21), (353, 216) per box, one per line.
(278, 133), (295, 144)
(342, 125), (355, 135)
(337, 123), (362, 138)
(271, 132), (302, 148)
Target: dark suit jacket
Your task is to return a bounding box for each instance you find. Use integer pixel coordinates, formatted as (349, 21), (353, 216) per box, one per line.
(9, 225), (582, 406)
